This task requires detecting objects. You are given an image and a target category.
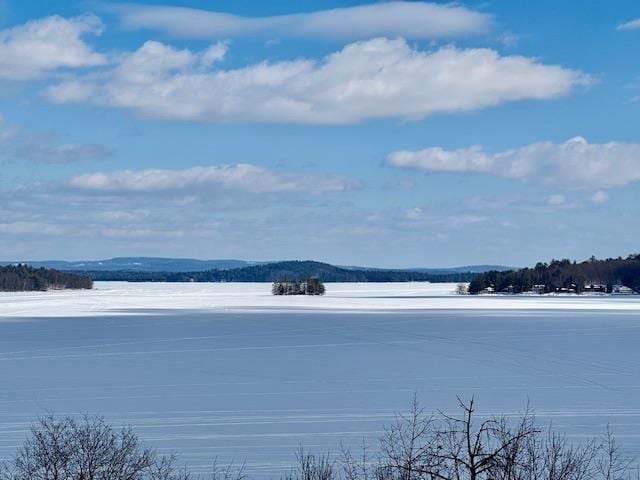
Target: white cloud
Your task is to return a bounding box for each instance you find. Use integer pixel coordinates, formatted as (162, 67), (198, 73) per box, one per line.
(47, 38), (586, 124)
(0, 15), (106, 80)
(590, 190), (609, 204)
(617, 18), (640, 30)
(386, 136), (640, 188)
(69, 164), (356, 194)
(108, 1), (491, 40)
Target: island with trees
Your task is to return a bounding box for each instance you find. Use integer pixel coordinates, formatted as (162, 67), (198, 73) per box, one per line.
(272, 277), (326, 295)
(469, 254), (640, 295)
(0, 264), (93, 292)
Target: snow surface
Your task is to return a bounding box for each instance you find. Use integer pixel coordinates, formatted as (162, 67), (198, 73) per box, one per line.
(1, 281), (640, 318)
(0, 282), (639, 476)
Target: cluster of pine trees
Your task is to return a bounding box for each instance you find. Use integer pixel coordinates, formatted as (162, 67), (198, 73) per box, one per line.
(0, 264), (93, 292)
(469, 254), (640, 294)
(272, 277), (326, 295)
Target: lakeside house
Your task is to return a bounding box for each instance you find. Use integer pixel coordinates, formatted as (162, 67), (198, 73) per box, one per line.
(555, 284), (577, 294)
(522, 285), (546, 294)
(583, 283), (607, 294)
(532, 284), (546, 294)
(612, 284), (636, 295)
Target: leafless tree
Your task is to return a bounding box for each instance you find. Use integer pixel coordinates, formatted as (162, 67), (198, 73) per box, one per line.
(376, 397), (634, 480)
(1, 414), (188, 480)
(284, 448), (335, 480)
(210, 458), (246, 480)
(379, 395), (440, 480)
(1, 401), (636, 480)
(596, 427), (634, 480)
(341, 439), (375, 480)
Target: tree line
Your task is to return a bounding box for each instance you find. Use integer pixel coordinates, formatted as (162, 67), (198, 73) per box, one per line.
(0, 264), (93, 292)
(0, 397), (634, 480)
(80, 261), (477, 283)
(469, 254), (640, 294)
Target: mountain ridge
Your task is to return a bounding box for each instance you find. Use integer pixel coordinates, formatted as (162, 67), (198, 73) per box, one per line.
(1, 257), (512, 274)
(78, 260), (479, 283)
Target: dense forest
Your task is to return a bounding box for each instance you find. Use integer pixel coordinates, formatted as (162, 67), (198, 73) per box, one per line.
(0, 264), (93, 292)
(81, 260), (476, 283)
(469, 254), (640, 294)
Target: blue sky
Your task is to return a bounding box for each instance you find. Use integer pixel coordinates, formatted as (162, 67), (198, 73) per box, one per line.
(0, 0), (639, 267)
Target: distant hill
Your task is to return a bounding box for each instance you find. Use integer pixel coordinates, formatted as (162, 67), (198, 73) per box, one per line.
(338, 264), (513, 274)
(2, 257), (508, 275)
(80, 260), (477, 283)
(1, 257), (254, 272)
(406, 265), (514, 274)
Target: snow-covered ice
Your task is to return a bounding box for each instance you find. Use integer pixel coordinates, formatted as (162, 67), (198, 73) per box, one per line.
(1, 281), (639, 318)
(0, 282), (639, 476)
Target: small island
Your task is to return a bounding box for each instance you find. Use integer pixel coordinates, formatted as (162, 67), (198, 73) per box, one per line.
(272, 277), (325, 295)
(0, 264), (93, 292)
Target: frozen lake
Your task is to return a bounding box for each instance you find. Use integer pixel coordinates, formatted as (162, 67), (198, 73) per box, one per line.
(1, 282), (639, 476)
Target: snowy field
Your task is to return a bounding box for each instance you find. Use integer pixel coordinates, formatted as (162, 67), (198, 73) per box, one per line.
(1, 282), (639, 476)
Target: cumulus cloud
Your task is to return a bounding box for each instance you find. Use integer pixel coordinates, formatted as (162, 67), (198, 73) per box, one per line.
(69, 164), (357, 194)
(108, 1), (491, 40)
(0, 15), (106, 80)
(47, 38), (586, 124)
(386, 136), (640, 188)
(617, 18), (640, 30)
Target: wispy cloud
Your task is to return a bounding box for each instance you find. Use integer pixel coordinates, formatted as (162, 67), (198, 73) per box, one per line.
(16, 140), (112, 164)
(69, 164), (357, 194)
(0, 114), (17, 142)
(0, 221), (64, 235)
(0, 114), (112, 163)
(546, 194), (567, 206)
(47, 38), (587, 124)
(0, 165), (361, 258)
(386, 137), (640, 189)
(107, 1), (492, 40)
(617, 18), (640, 30)
(0, 15), (105, 80)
